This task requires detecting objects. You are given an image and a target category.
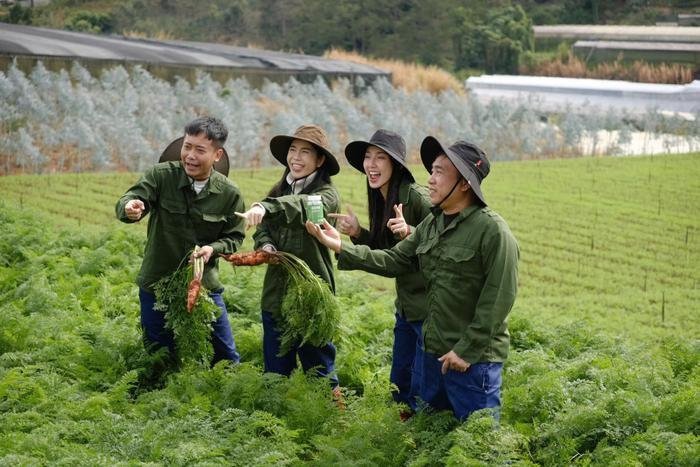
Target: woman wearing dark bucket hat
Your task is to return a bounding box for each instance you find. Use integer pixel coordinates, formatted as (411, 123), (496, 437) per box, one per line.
(234, 124), (342, 392)
(306, 136), (519, 421)
(331, 129), (431, 415)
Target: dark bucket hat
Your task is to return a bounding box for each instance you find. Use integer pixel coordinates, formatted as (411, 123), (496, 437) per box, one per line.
(159, 136), (230, 177)
(420, 136), (490, 206)
(269, 124), (339, 176)
(344, 129), (415, 182)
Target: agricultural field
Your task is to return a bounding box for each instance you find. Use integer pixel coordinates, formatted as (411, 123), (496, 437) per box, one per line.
(0, 153), (698, 465)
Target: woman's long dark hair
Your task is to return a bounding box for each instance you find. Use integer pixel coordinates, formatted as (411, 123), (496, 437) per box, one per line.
(367, 160), (413, 249)
(267, 162), (333, 197)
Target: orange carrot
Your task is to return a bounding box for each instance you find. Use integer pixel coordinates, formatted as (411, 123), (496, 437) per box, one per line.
(186, 246), (205, 313)
(186, 278), (201, 312)
(220, 250), (275, 266)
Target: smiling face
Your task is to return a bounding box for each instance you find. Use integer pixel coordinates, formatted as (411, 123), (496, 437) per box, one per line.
(362, 145), (394, 196)
(180, 132), (222, 181)
(287, 139), (325, 179)
(428, 154), (469, 213)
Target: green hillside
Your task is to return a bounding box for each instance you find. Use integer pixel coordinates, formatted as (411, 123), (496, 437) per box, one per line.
(4, 0), (697, 78)
(0, 153), (698, 464)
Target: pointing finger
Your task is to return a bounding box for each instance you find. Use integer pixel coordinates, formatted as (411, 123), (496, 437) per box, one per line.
(234, 211), (247, 218)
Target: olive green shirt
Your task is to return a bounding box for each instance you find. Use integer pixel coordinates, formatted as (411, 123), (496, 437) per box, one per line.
(338, 204), (519, 363)
(253, 181), (340, 313)
(115, 161), (246, 292)
(352, 182), (432, 322)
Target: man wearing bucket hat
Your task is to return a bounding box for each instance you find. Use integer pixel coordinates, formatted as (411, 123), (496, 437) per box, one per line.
(235, 124), (342, 391)
(331, 129), (431, 413)
(116, 116), (245, 366)
(306, 136), (519, 420)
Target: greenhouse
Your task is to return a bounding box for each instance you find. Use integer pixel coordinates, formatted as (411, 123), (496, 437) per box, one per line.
(0, 23), (389, 85)
(466, 74), (700, 115)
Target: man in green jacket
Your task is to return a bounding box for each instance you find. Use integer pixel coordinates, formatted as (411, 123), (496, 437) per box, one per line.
(116, 116), (245, 364)
(306, 137), (519, 420)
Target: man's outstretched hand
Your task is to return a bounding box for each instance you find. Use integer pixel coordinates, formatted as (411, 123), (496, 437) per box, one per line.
(305, 219), (342, 254)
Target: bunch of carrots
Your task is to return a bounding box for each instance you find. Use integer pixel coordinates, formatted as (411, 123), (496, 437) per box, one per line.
(153, 246), (220, 366)
(221, 250), (340, 356)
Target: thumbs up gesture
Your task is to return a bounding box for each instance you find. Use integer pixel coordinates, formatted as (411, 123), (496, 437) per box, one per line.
(387, 203), (411, 239)
(327, 204), (361, 238)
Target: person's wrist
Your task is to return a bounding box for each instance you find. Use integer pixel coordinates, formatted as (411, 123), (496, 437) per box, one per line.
(251, 202), (265, 215)
(261, 243), (276, 253)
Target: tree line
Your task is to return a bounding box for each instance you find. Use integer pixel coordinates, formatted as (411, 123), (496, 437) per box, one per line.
(4, 0), (544, 75)
(2, 0), (696, 75)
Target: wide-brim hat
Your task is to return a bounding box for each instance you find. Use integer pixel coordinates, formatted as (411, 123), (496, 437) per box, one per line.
(269, 124), (339, 176)
(344, 129), (415, 182)
(159, 136), (230, 176)
(420, 136), (490, 206)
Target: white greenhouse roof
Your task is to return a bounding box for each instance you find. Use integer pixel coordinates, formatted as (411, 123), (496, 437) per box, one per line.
(534, 25), (700, 43)
(574, 40), (700, 53)
(466, 75), (700, 115)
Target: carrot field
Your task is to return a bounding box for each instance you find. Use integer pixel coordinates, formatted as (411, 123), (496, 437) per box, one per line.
(0, 153), (698, 465)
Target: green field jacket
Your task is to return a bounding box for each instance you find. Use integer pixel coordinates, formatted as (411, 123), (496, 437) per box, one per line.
(253, 181), (340, 314)
(351, 182), (432, 322)
(115, 161), (246, 292)
(338, 204), (519, 363)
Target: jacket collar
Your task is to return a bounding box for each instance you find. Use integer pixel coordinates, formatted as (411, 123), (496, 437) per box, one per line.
(177, 163), (224, 194)
(286, 170), (318, 194)
(430, 204), (480, 232)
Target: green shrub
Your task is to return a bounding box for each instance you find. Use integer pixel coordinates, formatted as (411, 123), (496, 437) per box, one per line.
(65, 10), (114, 33)
(5, 4), (32, 25)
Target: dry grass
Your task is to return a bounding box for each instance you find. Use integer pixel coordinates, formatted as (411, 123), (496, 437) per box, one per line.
(324, 48), (464, 94)
(522, 52), (694, 84)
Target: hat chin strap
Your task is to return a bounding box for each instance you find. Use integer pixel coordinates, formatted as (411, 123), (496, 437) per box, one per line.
(436, 179), (462, 208)
(287, 170), (318, 194)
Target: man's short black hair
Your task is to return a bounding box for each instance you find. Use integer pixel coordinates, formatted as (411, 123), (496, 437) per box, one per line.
(184, 116), (228, 148)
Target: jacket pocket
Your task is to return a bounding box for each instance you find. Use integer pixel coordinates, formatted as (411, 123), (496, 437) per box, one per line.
(160, 198), (189, 230)
(443, 246), (476, 260)
(198, 213), (227, 242)
(442, 246), (479, 278)
(202, 213), (227, 223)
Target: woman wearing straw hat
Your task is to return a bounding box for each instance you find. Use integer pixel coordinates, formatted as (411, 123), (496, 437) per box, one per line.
(331, 129), (431, 415)
(235, 124), (341, 389)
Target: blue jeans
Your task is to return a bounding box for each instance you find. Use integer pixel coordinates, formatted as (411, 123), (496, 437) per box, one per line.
(139, 288), (240, 364)
(261, 310), (339, 387)
(419, 352), (502, 421)
(390, 313), (423, 408)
